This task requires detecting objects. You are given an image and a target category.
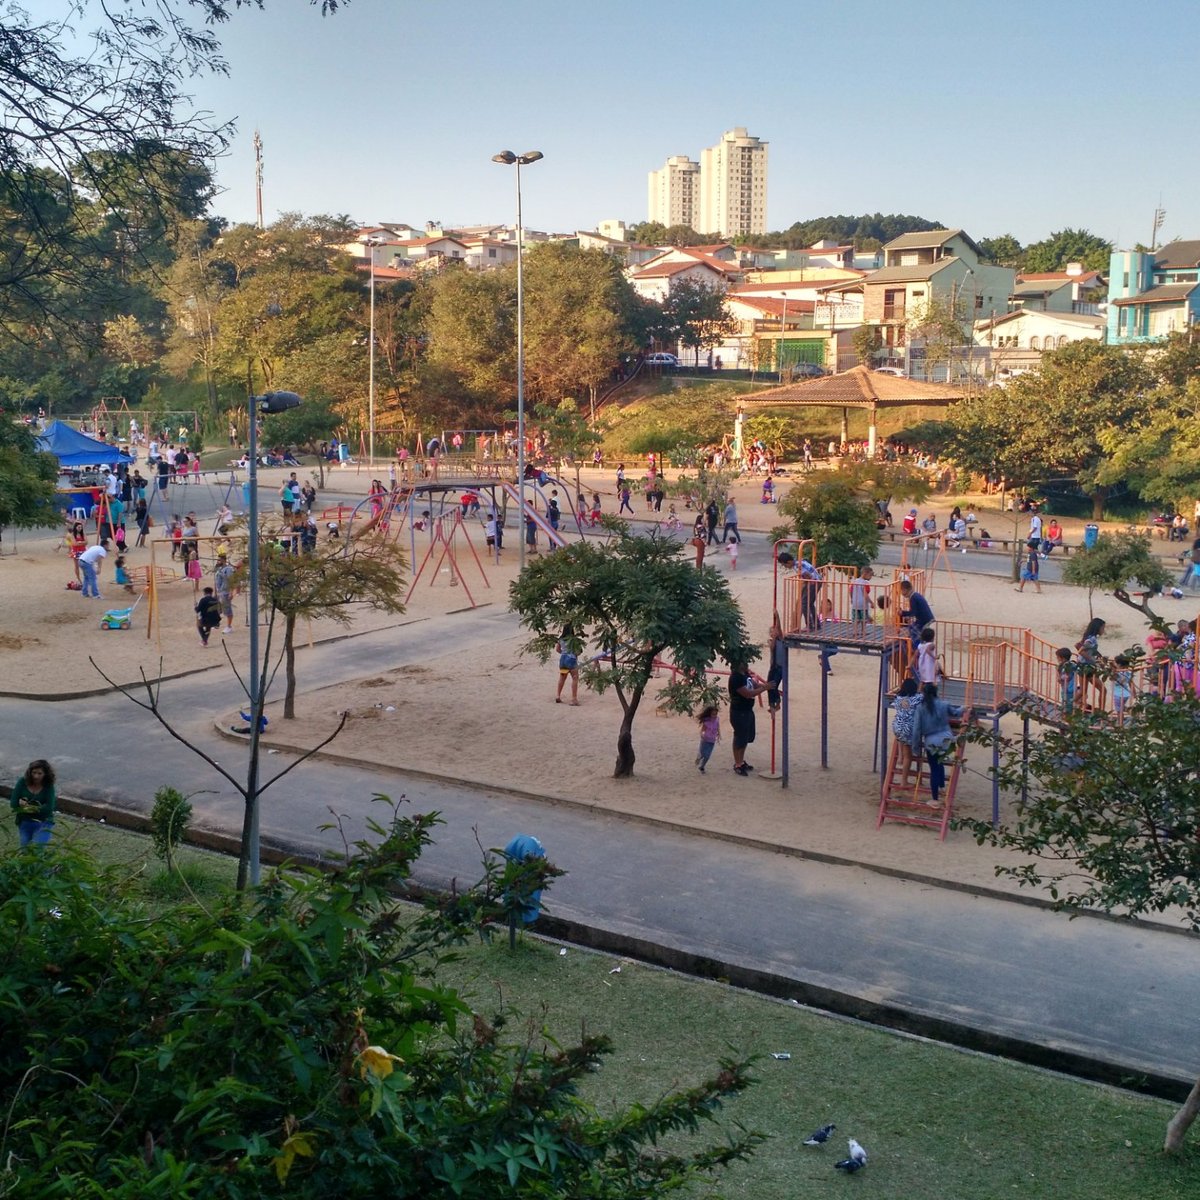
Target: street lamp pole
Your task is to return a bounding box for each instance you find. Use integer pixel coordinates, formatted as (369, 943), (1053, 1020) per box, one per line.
(365, 236), (384, 468)
(245, 388), (301, 888)
(492, 149), (543, 571)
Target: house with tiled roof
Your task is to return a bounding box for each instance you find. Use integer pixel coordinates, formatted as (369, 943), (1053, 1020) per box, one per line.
(1107, 240), (1200, 344)
(626, 246), (740, 301)
(1012, 264), (1105, 315)
(973, 309), (1105, 376)
(817, 229), (1013, 378)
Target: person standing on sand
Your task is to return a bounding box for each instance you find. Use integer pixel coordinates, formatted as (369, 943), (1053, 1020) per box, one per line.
(555, 625), (580, 705)
(728, 659), (769, 776)
(78, 538), (109, 598)
(10, 759), (57, 848)
(214, 553), (237, 633)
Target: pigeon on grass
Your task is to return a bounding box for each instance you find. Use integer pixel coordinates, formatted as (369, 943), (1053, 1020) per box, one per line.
(803, 1123), (836, 1146)
(834, 1138), (868, 1172)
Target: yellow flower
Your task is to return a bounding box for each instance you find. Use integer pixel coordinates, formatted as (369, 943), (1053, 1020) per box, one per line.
(358, 1045), (403, 1080)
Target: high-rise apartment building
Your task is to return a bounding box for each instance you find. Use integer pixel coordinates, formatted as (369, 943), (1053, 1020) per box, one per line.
(647, 155), (701, 229)
(699, 128), (768, 238)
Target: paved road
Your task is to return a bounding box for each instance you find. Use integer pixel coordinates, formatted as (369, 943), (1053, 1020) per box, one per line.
(5, 611), (1198, 1090)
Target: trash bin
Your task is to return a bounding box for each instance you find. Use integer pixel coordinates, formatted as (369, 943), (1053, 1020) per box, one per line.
(1084, 523), (1099, 549)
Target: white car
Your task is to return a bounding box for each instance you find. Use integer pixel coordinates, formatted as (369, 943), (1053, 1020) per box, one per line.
(873, 366), (905, 377)
(644, 353), (679, 367)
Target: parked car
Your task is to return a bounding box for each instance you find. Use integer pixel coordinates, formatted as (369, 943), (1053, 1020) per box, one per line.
(787, 362), (828, 379)
(644, 352), (679, 367)
(872, 366), (905, 377)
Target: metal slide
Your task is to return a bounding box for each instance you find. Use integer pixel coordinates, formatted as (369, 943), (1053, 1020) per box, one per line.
(498, 481), (567, 549)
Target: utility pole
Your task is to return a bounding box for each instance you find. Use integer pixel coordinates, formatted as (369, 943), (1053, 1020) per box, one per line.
(254, 130), (264, 231)
(1150, 203), (1166, 253)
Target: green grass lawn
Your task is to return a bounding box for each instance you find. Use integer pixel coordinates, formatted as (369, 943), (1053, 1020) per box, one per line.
(5, 815), (1194, 1197)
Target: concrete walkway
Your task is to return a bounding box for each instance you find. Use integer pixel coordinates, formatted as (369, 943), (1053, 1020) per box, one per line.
(6, 603), (1198, 1100)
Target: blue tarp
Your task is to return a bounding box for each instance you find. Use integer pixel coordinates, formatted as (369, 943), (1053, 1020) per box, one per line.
(35, 420), (133, 468)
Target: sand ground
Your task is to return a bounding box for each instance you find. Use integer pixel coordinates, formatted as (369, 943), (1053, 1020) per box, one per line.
(4, 463), (1193, 911)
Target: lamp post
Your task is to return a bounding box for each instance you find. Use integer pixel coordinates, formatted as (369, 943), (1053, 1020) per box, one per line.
(245, 388), (301, 888)
(492, 149), (543, 570)
(365, 235), (385, 468)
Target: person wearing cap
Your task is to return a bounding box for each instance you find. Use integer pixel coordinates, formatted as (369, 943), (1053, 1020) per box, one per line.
(902, 509), (918, 536)
(213, 552), (237, 633)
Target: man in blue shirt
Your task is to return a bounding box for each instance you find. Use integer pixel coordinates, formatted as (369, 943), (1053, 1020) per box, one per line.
(899, 580), (934, 647)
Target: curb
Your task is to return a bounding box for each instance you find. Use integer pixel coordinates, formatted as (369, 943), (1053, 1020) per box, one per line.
(208, 721), (1195, 941)
(44, 794), (1196, 1104)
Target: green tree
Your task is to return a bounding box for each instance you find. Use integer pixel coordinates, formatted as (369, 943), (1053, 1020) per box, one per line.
(962, 690), (1200, 1151)
(977, 234), (1024, 268)
(509, 529), (755, 777)
(254, 540), (408, 720)
(852, 324), (883, 366)
(663, 279), (737, 367)
(0, 410), (60, 534)
(771, 463), (927, 567)
(149, 785), (193, 875)
(426, 268), (515, 405)
(1060, 531), (1172, 623)
(522, 243), (638, 406)
(907, 294), (971, 380)
(742, 414), (794, 459)
(1022, 228), (1112, 273)
(0, 808), (758, 1194)
(260, 398), (341, 487)
(947, 342), (1155, 519)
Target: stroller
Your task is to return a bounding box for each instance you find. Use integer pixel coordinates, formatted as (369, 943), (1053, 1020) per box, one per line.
(99, 591), (143, 631)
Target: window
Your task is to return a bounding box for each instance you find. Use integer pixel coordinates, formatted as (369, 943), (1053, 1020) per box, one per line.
(488, 248), (496, 258)
(1030, 336), (1040, 350)
(1057, 335), (1068, 348)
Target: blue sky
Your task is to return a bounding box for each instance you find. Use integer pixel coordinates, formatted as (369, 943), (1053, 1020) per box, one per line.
(183, 0), (1198, 247)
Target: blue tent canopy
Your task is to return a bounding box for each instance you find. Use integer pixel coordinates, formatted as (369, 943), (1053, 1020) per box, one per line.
(35, 420), (133, 468)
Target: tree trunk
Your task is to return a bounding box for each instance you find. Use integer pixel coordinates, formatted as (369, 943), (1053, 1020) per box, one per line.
(612, 688), (645, 778)
(1090, 487), (1108, 522)
(1165, 1075), (1200, 1151)
(283, 611), (297, 719)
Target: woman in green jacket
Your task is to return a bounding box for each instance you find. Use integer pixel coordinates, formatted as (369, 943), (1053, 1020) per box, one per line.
(10, 760), (57, 847)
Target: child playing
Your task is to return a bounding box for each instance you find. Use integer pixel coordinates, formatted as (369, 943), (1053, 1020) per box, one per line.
(169, 515), (183, 559)
(114, 555), (134, 594)
(890, 677), (921, 785)
(1056, 647), (1077, 715)
(1111, 654), (1133, 722)
(695, 704), (720, 773)
(1146, 628), (1171, 696)
(664, 503), (680, 532)
(1016, 544), (1041, 593)
(195, 586), (221, 646)
(916, 627), (941, 685)
(590, 494), (602, 527)
(850, 566), (874, 638)
(725, 539), (739, 570)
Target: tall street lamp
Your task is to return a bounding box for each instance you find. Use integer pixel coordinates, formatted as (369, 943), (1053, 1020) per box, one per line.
(365, 235), (385, 467)
(492, 149), (543, 570)
(245, 388), (301, 887)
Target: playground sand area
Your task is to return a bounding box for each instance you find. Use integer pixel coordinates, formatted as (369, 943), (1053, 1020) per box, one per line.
(2, 472), (1184, 912)
(241, 542), (1159, 904)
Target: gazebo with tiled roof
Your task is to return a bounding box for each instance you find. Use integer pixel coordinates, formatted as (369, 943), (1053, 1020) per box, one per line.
(737, 365), (966, 455)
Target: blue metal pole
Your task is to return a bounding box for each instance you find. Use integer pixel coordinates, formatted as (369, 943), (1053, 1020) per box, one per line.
(820, 653), (829, 769)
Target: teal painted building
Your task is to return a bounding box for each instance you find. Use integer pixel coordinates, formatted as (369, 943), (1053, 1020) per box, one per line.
(1107, 241), (1200, 343)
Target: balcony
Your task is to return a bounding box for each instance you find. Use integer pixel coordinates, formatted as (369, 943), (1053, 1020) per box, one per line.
(882, 305), (906, 322)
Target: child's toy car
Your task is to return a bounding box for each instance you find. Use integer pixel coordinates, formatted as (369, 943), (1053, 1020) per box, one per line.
(100, 607), (133, 630)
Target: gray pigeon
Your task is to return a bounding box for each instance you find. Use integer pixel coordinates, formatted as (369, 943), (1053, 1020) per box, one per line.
(803, 1123), (836, 1146)
(834, 1138), (867, 1172)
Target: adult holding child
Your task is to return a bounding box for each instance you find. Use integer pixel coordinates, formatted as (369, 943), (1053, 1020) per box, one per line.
(728, 658), (769, 776)
(10, 760), (57, 847)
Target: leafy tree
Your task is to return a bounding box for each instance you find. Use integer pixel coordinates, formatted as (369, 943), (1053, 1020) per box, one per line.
(426, 268), (515, 405)
(946, 342), (1155, 519)
(1149, 329), (1200, 390)
(1096, 378), (1200, 511)
(852, 324), (882, 365)
(742, 414), (794, 459)
(663, 279), (737, 366)
(1060, 532), (1172, 623)
(772, 463), (928, 567)
(755, 213), (943, 250)
(907, 294), (971, 380)
(0, 806), (759, 1194)
(509, 529), (755, 777)
(522, 243), (638, 405)
(0, 409), (60, 533)
(253, 540), (408, 720)
(149, 785), (193, 875)
(1022, 228), (1112, 274)
(628, 220), (669, 245)
(962, 691), (1200, 1151)
(977, 234), (1024, 268)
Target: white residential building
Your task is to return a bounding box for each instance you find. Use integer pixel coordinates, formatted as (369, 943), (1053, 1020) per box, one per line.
(699, 127), (768, 238)
(647, 155), (701, 229)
